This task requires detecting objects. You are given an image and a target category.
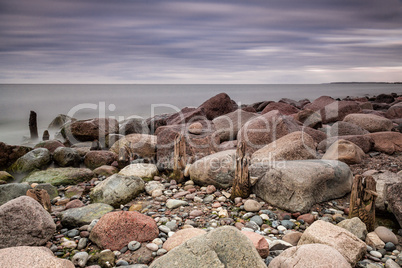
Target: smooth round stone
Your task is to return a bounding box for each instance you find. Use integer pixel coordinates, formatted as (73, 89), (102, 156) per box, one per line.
(250, 215), (263, 226)
(67, 229), (80, 237)
(375, 226), (398, 245)
(61, 240), (77, 249)
(116, 260), (129, 266)
(281, 220), (295, 229)
(370, 251), (383, 258)
(245, 220), (259, 231)
(146, 243), (159, 251)
(71, 252), (89, 267)
(168, 231), (175, 237)
(157, 249), (167, 256)
(77, 238), (88, 250)
(244, 199), (262, 212)
(271, 220), (280, 228)
(165, 221), (177, 231)
(242, 212), (255, 220)
(277, 225), (287, 232)
(203, 195), (214, 203)
(260, 214), (269, 221)
(217, 196), (226, 202)
(242, 227), (255, 233)
(152, 238), (163, 246)
(159, 225), (171, 234)
(384, 242), (396, 252)
(367, 245), (374, 252)
(128, 241), (141, 251)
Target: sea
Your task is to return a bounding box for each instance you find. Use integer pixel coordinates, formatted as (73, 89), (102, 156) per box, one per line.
(0, 84), (401, 146)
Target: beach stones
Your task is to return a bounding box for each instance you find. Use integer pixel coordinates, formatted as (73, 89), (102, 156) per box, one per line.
(213, 109), (256, 142)
(188, 122), (203, 135)
(189, 150), (236, 188)
(34, 140), (65, 153)
(0, 196), (56, 249)
(269, 244), (351, 268)
(262, 101), (299, 115)
(89, 211), (159, 250)
(62, 118), (119, 142)
(244, 199), (262, 212)
(198, 92), (235, 120)
(0, 142), (32, 170)
(374, 226), (398, 245)
(0, 183), (31, 206)
(163, 228), (207, 251)
(298, 220), (366, 265)
(119, 117), (150, 135)
(8, 148), (51, 173)
(60, 203), (113, 228)
(337, 217), (368, 240)
(386, 182), (402, 227)
(318, 135), (373, 153)
(23, 167), (93, 186)
(0, 246), (75, 268)
(241, 230), (269, 258)
(149, 226), (266, 268)
(251, 160), (353, 213)
(119, 163), (158, 180)
(343, 114), (393, 132)
(84, 150), (117, 169)
(365, 132), (402, 154)
(329, 121), (369, 137)
(109, 133), (157, 160)
(90, 174), (145, 208)
(322, 139), (365, 164)
(53, 147), (81, 167)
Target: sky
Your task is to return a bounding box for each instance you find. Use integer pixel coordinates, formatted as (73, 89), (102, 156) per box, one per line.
(1, 0), (402, 84)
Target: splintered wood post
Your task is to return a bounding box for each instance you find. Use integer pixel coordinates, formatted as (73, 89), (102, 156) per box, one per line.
(231, 141), (251, 200)
(29, 111), (38, 139)
(172, 133), (186, 182)
(349, 175), (377, 232)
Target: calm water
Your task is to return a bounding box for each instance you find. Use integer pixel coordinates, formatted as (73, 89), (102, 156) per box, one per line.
(0, 84), (401, 145)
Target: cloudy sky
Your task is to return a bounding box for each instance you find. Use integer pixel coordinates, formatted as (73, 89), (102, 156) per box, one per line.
(1, 0), (402, 84)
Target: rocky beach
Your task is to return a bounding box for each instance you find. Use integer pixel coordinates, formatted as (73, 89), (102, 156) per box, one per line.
(0, 92), (401, 268)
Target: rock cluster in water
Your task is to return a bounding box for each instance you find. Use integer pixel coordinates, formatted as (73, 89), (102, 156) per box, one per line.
(0, 92), (401, 267)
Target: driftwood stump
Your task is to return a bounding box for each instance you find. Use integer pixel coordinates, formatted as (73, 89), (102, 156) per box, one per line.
(29, 111), (38, 140)
(349, 175), (377, 232)
(171, 134), (186, 183)
(42, 130), (50, 141)
(231, 141), (251, 200)
(26, 189), (52, 213)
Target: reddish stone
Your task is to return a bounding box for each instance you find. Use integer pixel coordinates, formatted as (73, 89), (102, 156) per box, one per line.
(235, 222), (245, 230)
(84, 151), (117, 169)
(365, 132), (402, 154)
(34, 140), (65, 153)
(198, 93), (235, 120)
(0, 142), (32, 170)
(80, 231), (90, 238)
(89, 211), (159, 251)
(63, 118), (119, 142)
(206, 185), (217, 194)
(304, 96), (336, 111)
(262, 102), (299, 115)
(241, 231), (270, 258)
(297, 213), (315, 224)
(242, 106), (257, 113)
(291, 212), (301, 219)
(65, 199), (84, 210)
(166, 107), (207, 125)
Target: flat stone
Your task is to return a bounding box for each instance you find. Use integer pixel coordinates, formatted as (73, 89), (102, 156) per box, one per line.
(166, 199), (188, 209)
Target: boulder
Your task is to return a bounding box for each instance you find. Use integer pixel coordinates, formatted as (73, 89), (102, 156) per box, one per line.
(281, 231), (303, 246)
(343, 114), (393, 132)
(329, 121), (370, 137)
(0, 142), (32, 170)
(320, 100), (361, 123)
(53, 147), (81, 167)
(251, 160), (353, 213)
(8, 148), (51, 173)
(165, 107), (207, 126)
(93, 165), (118, 177)
(60, 203), (113, 228)
(365, 232), (385, 250)
(302, 127), (327, 144)
(241, 230), (269, 258)
(375, 94), (395, 104)
(365, 132), (402, 154)
(0, 183), (32, 206)
(374, 226), (398, 245)
(317, 135), (373, 153)
(149, 226), (266, 268)
(337, 217), (368, 240)
(279, 98), (310, 109)
(237, 110), (300, 154)
(163, 228), (207, 251)
(119, 163), (158, 180)
(304, 96), (336, 111)
(294, 109), (322, 128)
(386, 182), (402, 227)
(298, 220), (366, 265)
(212, 109), (257, 142)
(322, 139), (365, 164)
(23, 167), (93, 186)
(90, 174), (145, 208)
(62, 118), (119, 142)
(48, 114), (75, 130)
(84, 151), (117, 169)
(89, 211), (159, 250)
(189, 150), (236, 188)
(156, 123), (219, 170)
(109, 133), (157, 160)
(268, 244), (351, 268)
(386, 102), (402, 119)
(105, 133), (124, 148)
(34, 183), (58, 199)
(198, 93), (235, 120)
(188, 122), (203, 135)
(251, 131), (317, 163)
(34, 140), (65, 153)
(0, 196), (55, 249)
(0, 171), (14, 183)
(0, 246), (74, 268)
(119, 117), (150, 135)
(262, 102), (299, 115)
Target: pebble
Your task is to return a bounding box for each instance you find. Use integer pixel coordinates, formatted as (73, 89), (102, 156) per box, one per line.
(244, 199), (262, 212)
(67, 229), (80, 237)
(77, 238), (88, 250)
(245, 221), (259, 231)
(128, 241), (141, 251)
(152, 238), (163, 246)
(116, 260), (129, 266)
(146, 243), (159, 252)
(157, 249), (167, 256)
(277, 225), (287, 232)
(281, 220), (295, 229)
(203, 195), (214, 203)
(61, 240), (77, 249)
(250, 215), (263, 226)
(166, 199), (188, 209)
(370, 251), (383, 258)
(385, 259), (400, 268)
(71, 252), (89, 268)
(166, 220), (177, 231)
(384, 242), (396, 252)
(159, 225), (171, 234)
(242, 212), (255, 220)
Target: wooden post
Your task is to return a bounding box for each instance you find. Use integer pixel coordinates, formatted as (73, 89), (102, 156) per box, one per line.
(29, 111), (38, 139)
(231, 141), (251, 200)
(171, 133), (186, 182)
(42, 130), (50, 141)
(349, 175), (377, 232)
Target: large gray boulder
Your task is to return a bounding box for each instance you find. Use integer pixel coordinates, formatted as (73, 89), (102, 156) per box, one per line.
(212, 109), (257, 142)
(189, 150), (236, 188)
(8, 148), (51, 173)
(119, 117), (150, 135)
(0, 196), (56, 249)
(268, 244), (351, 268)
(251, 160), (353, 213)
(60, 203), (114, 228)
(90, 174), (145, 208)
(0, 183), (32, 206)
(343, 113), (393, 132)
(53, 147), (81, 167)
(298, 220), (366, 266)
(0, 246), (74, 268)
(150, 226), (266, 268)
(23, 167), (93, 186)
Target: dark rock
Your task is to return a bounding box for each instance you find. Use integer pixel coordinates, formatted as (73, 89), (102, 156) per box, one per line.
(84, 151), (117, 169)
(375, 94), (395, 104)
(34, 140), (65, 153)
(62, 118), (119, 143)
(23, 167), (93, 186)
(48, 114), (75, 130)
(0, 142), (32, 170)
(53, 147), (81, 167)
(262, 102), (299, 115)
(0, 183), (32, 206)
(318, 135), (373, 153)
(329, 121), (370, 137)
(119, 117), (150, 135)
(8, 148), (51, 173)
(198, 93), (236, 120)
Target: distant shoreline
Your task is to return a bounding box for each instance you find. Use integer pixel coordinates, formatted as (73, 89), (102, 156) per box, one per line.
(329, 82), (402, 84)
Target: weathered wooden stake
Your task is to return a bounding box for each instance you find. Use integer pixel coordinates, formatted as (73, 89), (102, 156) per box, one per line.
(171, 133), (186, 182)
(42, 130), (50, 141)
(29, 111), (38, 139)
(231, 141), (251, 200)
(349, 175), (377, 232)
